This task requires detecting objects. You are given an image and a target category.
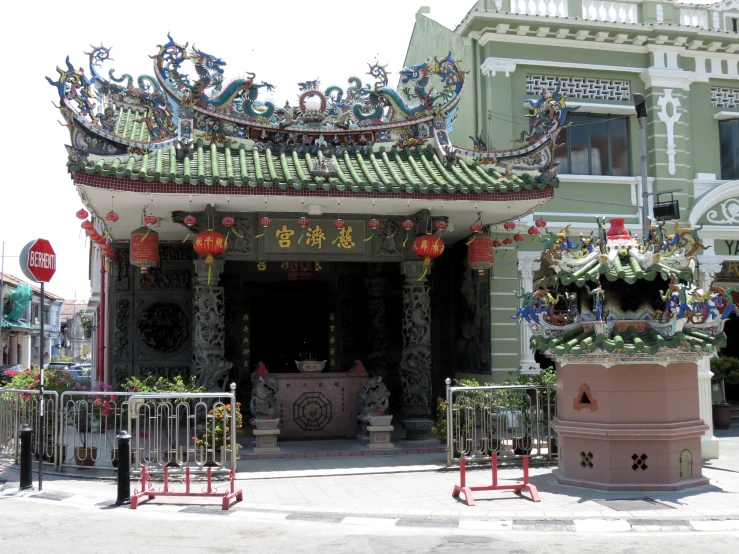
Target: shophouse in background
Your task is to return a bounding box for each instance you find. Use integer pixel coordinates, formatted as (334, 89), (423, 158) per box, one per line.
(1, 273), (64, 367)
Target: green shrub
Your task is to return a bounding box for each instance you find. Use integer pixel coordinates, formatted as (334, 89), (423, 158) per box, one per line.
(711, 357), (739, 404)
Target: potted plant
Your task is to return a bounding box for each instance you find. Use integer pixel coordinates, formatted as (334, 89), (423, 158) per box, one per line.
(193, 402), (243, 466)
(711, 356), (739, 430)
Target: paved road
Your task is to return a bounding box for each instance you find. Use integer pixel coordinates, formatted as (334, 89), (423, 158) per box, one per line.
(1, 494), (737, 553)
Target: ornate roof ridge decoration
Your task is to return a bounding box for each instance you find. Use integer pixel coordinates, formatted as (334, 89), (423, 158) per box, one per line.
(513, 217), (738, 361)
(49, 36), (575, 177)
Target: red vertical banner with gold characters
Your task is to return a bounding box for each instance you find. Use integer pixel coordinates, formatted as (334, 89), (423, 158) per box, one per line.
(328, 312), (336, 370)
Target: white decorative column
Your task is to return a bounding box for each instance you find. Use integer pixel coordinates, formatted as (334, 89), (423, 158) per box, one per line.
(20, 335), (31, 368)
(517, 254), (541, 374)
(697, 257), (723, 460)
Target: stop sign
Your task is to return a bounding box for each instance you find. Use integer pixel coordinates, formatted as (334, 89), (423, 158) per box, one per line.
(20, 239), (57, 283)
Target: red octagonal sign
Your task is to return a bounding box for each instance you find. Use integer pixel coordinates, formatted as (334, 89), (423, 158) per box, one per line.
(20, 239), (56, 283)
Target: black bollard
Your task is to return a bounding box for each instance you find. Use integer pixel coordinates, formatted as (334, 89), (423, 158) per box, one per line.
(19, 424), (33, 491)
(115, 430), (131, 505)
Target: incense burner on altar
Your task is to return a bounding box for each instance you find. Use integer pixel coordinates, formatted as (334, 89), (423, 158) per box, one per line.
(295, 360), (327, 373)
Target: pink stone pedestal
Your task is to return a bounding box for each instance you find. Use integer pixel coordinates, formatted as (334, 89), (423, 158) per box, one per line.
(551, 362), (709, 491)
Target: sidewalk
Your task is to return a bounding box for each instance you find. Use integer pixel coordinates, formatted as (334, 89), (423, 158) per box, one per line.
(2, 430), (739, 533)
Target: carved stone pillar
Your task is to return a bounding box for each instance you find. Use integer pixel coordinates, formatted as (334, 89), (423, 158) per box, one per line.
(364, 277), (388, 379)
(399, 261), (432, 422)
(517, 255), (541, 374)
(696, 257), (723, 460)
(192, 259), (232, 391)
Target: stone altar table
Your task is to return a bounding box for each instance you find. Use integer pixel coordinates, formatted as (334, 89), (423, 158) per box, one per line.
(258, 372), (368, 439)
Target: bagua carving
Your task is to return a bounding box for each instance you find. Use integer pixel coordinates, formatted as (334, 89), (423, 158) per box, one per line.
(227, 218), (253, 254)
(139, 269), (191, 289)
(136, 302), (190, 353)
(113, 298), (130, 358)
(250, 375), (279, 417)
(400, 280), (432, 416)
(192, 259), (232, 391)
(359, 376), (390, 416)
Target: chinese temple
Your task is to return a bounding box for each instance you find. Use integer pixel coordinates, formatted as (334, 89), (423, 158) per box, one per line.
(514, 217), (737, 490)
(50, 36), (571, 436)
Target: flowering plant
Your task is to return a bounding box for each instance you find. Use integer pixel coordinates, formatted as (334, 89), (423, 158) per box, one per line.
(7, 366), (74, 396)
(193, 402), (243, 453)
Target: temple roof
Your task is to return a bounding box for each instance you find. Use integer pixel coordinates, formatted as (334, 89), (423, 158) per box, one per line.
(533, 324), (726, 360)
(67, 142), (558, 194)
(51, 37), (574, 181)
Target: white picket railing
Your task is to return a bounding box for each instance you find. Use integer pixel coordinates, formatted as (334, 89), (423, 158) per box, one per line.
(509, 0), (569, 17)
(582, 1), (639, 24)
(680, 8), (709, 29)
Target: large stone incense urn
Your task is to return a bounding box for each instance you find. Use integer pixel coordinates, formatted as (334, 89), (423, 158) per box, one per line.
(514, 218), (735, 491)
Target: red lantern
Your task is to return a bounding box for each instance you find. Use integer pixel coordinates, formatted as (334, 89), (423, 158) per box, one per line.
(144, 213), (158, 226)
(297, 216), (310, 244)
(528, 226), (539, 236)
(364, 218), (381, 242)
(193, 230), (227, 285)
(184, 214), (197, 226)
(222, 216), (235, 228)
(502, 236), (513, 246)
(255, 216), (272, 239)
(333, 218), (346, 229)
(412, 234), (445, 280)
(434, 219), (448, 232)
(491, 239), (502, 248)
(81, 220), (93, 230)
(535, 218), (547, 228)
(402, 219), (415, 247)
(503, 220), (516, 231)
(99, 242), (111, 251)
(467, 235), (494, 276)
(85, 229), (98, 238)
(105, 211), (119, 223)
(513, 233), (525, 242)
(130, 226), (159, 275)
(470, 222), (483, 233)
(76, 208), (89, 220)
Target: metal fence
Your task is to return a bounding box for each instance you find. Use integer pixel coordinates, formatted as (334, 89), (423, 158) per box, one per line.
(0, 386), (239, 474)
(445, 380), (557, 466)
(0, 389), (59, 465)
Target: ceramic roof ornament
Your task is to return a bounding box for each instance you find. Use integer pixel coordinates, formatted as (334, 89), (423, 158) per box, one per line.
(514, 217), (737, 362)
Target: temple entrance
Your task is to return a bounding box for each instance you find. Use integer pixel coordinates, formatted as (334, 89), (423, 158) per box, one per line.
(249, 280), (331, 373)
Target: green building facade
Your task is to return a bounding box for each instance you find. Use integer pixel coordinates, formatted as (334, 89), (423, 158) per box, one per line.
(405, 0), (739, 455)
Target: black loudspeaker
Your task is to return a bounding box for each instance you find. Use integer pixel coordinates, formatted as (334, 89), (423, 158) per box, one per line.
(653, 199), (680, 221)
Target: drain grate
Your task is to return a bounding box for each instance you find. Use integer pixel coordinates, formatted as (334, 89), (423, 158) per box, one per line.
(32, 492), (72, 501)
(286, 513), (346, 523)
(594, 498), (675, 512)
(179, 506), (232, 516)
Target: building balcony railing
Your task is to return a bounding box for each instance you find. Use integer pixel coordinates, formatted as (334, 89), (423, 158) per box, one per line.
(510, 0), (568, 18)
(680, 8), (708, 30)
(582, 1), (638, 24)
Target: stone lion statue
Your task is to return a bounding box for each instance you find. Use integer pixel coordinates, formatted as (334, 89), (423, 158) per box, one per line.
(250, 376), (279, 417)
(359, 376), (390, 416)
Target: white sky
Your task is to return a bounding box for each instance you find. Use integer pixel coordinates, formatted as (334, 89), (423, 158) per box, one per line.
(0, 0), (473, 300)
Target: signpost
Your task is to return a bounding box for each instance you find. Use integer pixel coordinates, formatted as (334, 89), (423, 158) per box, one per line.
(19, 239), (56, 491)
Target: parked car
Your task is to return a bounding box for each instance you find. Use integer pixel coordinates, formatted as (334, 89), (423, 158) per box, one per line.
(0, 364), (24, 386)
(66, 364), (91, 388)
(46, 362), (70, 370)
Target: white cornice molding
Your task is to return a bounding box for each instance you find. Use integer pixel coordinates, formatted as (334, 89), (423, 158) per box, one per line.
(640, 68), (702, 89)
(481, 56), (643, 74)
(714, 110), (739, 120)
(480, 57), (517, 77)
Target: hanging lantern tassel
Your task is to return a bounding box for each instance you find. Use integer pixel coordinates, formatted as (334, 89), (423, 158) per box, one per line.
(466, 235), (475, 246)
(418, 258), (431, 281)
(401, 219), (415, 247)
(141, 230), (150, 242)
(182, 232), (190, 244)
(297, 217), (310, 245)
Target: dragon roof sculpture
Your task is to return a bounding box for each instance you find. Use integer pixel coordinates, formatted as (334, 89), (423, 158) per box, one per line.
(513, 218), (737, 362)
(49, 36), (574, 178)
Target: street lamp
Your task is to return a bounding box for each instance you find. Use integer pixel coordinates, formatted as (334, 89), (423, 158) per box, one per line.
(633, 94), (650, 239)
